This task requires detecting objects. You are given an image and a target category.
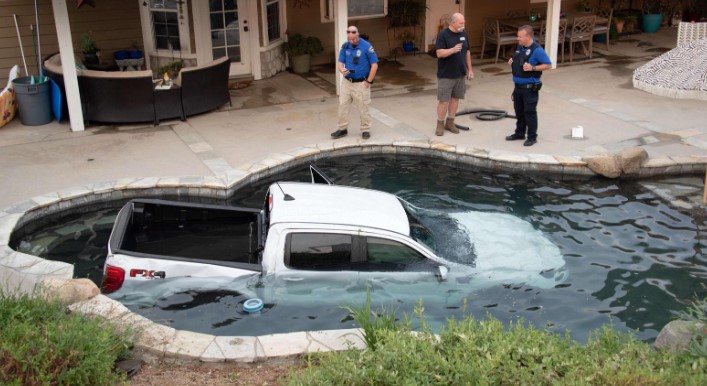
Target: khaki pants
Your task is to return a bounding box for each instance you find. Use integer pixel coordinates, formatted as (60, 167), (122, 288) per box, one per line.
(337, 79), (372, 131)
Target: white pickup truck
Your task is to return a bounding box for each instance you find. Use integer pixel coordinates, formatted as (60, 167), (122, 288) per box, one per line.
(101, 166), (567, 296)
(101, 166), (455, 294)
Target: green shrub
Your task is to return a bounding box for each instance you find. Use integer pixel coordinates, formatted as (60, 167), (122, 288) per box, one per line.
(676, 287), (707, 360)
(339, 287), (399, 351)
(286, 306), (706, 385)
(0, 293), (133, 385)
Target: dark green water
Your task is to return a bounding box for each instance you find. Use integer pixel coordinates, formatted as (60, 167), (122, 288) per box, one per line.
(11, 155), (707, 341)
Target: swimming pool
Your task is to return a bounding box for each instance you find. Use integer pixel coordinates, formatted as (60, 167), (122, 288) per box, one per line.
(11, 154), (706, 342)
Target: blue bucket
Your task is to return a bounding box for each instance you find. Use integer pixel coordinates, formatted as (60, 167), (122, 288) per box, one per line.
(114, 50), (129, 60)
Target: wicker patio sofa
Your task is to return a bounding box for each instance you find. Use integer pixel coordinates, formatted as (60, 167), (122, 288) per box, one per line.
(43, 54), (232, 125)
(175, 56), (232, 117)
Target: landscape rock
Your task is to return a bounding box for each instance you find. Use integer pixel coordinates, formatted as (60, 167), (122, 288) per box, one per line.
(582, 153), (622, 178)
(40, 278), (100, 304)
(653, 320), (706, 352)
(618, 147), (648, 176)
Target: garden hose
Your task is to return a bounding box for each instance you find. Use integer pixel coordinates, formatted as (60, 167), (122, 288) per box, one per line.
(453, 108), (517, 130)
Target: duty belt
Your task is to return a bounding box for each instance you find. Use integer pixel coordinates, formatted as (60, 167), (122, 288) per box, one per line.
(515, 83), (540, 89)
(345, 78), (366, 83)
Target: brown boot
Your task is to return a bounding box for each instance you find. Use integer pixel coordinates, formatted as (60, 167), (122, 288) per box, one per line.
(435, 120), (444, 136)
(445, 117), (460, 134)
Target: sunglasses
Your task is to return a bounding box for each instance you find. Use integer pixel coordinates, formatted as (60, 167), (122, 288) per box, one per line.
(352, 56), (359, 64)
(347, 30), (358, 34)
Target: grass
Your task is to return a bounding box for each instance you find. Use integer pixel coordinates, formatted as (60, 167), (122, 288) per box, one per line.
(676, 285), (707, 359)
(286, 293), (707, 385)
(0, 292), (133, 385)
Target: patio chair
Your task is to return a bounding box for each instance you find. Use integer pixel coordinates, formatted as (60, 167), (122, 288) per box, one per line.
(565, 15), (597, 62)
(538, 19), (568, 63)
(480, 19), (518, 64)
(592, 8), (613, 50)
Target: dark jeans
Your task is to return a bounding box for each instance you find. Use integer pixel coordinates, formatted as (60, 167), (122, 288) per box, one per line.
(513, 87), (539, 140)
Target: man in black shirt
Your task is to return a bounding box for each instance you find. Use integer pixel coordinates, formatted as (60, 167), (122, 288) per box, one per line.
(435, 13), (474, 136)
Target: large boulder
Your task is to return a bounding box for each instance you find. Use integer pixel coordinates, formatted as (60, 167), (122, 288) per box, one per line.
(653, 320), (706, 352)
(582, 153), (622, 178)
(618, 147), (648, 176)
(39, 278), (100, 304)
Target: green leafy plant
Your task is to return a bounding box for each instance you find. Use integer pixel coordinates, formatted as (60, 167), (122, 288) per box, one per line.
(387, 0), (427, 28)
(340, 287), (399, 351)
(399, 30), (415, 43)
(643, 0), (665, 14)
(0, 293), (133, 385)
(286, 299), (706, 385)
(283, 33), (324, 57)
(675, 287), (707, 359)
(80, 32), (98, 54)
(576, 0), (592, 12)
(157, 60), (184, 80)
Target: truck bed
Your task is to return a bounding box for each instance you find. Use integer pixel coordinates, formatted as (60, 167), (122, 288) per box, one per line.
(111, 199), (263, 265)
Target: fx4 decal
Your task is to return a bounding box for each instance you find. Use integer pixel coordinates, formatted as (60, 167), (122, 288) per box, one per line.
(129, 269), (166, 279)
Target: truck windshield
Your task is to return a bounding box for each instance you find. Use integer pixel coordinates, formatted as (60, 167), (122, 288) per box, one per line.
(398, 198), (437, 253)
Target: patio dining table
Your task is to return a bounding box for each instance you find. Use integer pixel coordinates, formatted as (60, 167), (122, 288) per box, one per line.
(501, 16), (545, 31)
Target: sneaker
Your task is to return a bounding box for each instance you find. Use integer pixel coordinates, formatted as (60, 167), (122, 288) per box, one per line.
(362, 131), (370, 140)
(505, 133), (525, 141)
(523, 139), (537, 146)
(331, 129), (348, 139)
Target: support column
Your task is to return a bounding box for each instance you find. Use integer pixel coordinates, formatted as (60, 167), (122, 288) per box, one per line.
(545, 0), (562, 69)
(51, 0), (85, 132)
(334, 0), (348, 95)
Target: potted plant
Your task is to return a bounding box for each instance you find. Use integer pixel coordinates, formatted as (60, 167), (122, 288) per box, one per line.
(156, 60), (184, 82)
(387, 0), (427, 28)
(80, 32), (99, 65)
(576, 0), (592, 13)
(283, 33), (324, 74)
(624, 15), (638, 32)
(642, 0), (664, 33)
(129, 41), (144, 60)
(614, 15), (626, 33)
(399, 30), (415, 52)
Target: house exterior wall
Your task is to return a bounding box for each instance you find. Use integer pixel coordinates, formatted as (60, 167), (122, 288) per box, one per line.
(282, 0), (582, 69)
(1, 1), (598, 87)
(0, 0), (143, 86)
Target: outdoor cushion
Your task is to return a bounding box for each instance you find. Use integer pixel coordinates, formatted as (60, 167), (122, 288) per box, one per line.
(633, 39), (707, 101)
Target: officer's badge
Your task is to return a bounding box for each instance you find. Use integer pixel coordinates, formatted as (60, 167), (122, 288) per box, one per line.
(525, 49), (531, 56)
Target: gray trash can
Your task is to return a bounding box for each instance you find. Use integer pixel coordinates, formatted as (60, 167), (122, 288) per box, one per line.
(12, 76), (52, 126)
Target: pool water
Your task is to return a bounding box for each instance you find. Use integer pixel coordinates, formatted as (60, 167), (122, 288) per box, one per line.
(11, 155), (707, 342)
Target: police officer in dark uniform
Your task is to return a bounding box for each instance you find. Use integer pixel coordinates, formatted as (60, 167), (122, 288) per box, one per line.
(505, 25), (552, 147)
(331, 26), (378, 140)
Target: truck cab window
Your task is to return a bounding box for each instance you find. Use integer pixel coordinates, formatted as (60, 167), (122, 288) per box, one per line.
(366, 237), (435, 272)
(287, 233), (352, 270)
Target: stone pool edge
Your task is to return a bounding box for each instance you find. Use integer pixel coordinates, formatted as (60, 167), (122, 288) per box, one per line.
(1, 142), (705, 364)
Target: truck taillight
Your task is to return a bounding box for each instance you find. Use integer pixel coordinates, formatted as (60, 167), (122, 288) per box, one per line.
(268, 193), (273, 212)
(101, 265), (125, 294)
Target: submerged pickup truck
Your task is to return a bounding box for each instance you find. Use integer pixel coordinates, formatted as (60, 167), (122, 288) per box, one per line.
(101, 166), (453, 294)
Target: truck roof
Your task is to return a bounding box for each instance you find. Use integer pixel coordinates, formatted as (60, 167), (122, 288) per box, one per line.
(268, 182), (410, 235)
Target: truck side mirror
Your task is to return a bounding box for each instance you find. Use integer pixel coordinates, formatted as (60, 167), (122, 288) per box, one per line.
(436, 265), (448, 281)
